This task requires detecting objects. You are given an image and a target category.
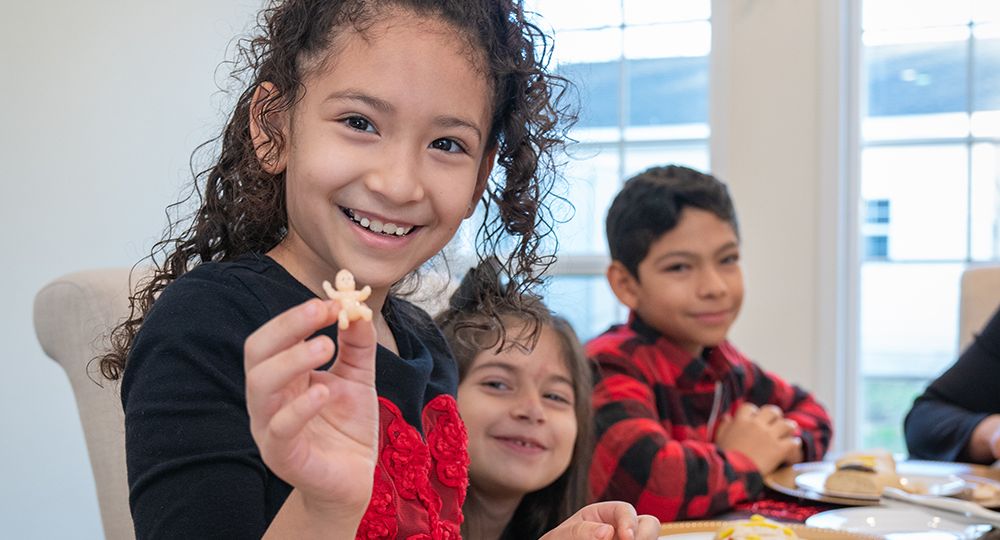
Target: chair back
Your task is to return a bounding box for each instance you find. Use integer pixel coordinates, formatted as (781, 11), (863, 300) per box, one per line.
(959, 264), (1000, 351)
(33, 268), (137, 540)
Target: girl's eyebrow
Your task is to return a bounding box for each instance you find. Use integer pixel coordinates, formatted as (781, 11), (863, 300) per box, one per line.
(546, 373), (574, 388)
(469, 360), (518, 375)
(433, 115), (483, 143)
(323, 89), (394, 113)
(470, 360), (574, 388)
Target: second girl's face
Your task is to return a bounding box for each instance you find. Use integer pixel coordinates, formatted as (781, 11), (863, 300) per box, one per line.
(458, 324), (578, 500)
(270, 11), (494, 293)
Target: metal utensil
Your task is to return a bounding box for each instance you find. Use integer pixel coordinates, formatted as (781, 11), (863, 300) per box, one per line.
(882, 487), (1000, 527)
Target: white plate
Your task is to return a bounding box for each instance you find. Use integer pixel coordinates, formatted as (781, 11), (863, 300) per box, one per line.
(805, 507), (993, 539)
(795, 462), (968, 501)
(658, 520), (881, 539)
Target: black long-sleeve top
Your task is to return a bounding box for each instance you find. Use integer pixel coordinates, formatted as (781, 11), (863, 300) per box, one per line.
(905, 305), (1000, 463)
(121, 254), (467, 539)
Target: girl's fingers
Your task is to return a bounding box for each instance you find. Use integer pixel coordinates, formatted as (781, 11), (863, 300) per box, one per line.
(244, 299), (339, 371)
(327, 317), (377, 387)
(542, 522), (614, 540)
(609, 502), (639, 540)
(246, 336), (334, 411)
(267, 384), (330, 440)
(634, 515), (661, 539)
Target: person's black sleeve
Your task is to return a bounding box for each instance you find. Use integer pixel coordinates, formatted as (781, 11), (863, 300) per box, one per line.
(905, 306), (1000, 462)
(121, 273), (289, 539)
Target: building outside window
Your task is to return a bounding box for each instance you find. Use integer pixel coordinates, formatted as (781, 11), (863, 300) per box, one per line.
(858, 0), (1000, 452)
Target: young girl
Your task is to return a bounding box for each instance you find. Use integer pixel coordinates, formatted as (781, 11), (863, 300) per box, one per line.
(435, 262), (596, 539)
(100, 1), (655, 538)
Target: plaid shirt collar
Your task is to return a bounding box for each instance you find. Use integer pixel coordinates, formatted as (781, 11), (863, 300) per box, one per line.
(626, 310), (729, 382)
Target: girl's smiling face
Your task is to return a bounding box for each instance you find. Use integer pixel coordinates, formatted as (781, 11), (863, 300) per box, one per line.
(457, 324), (578, 501)
(262, 11), (494, 298)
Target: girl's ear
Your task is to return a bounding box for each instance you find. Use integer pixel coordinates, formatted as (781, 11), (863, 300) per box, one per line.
(249, 81), (289, 174)
(606, 261), (640, 310)
(467, 146), (497, 218)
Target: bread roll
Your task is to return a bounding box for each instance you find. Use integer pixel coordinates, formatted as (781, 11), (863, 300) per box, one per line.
(823, 450), (902, 496)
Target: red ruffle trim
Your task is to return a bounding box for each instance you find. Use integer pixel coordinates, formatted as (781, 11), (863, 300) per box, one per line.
(355, 395), (469, 539)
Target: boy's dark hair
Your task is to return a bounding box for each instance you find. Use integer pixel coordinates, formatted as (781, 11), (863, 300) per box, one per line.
(435, 260), (592, 540)
(605, 164), (738, 277)
(99, 0), (576, 380)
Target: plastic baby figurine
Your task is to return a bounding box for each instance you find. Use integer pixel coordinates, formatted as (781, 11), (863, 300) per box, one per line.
(321, 269), (373, 330)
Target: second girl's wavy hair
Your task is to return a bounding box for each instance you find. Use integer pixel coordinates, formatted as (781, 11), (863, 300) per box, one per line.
(99, 0), (576, 381)
(435, 260), (593, 539)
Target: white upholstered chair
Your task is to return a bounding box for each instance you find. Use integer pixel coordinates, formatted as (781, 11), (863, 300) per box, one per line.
(959, 264), (1000, 351)
(33, 268), (137, 540)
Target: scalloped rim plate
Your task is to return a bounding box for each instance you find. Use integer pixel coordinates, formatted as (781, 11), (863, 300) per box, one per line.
(659, 520), (881, 539)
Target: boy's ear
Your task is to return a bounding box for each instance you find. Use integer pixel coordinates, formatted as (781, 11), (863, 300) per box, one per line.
(607, 261), (641, 311)
(467, 146), (497, 218)
(249, 81), (289, 174)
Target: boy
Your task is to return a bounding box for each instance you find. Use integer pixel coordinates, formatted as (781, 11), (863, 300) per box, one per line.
(587, 165), (832, 521)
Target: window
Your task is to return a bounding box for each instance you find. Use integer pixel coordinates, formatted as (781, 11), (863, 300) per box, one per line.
(864, 199), (890, 224)
(857, 0), (1000, 452)
(526, 0), (712, 340)
(862, 199), (890, 260)
(864, 235), (889, 260)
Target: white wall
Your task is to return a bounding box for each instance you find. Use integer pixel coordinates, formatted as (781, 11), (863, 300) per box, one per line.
(0, 1), (259, 537)
(711, 0), (850, 448)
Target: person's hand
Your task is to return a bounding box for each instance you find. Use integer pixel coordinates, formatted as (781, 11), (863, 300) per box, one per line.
(782, 417), (805, 465)
(989, 421), (1000, 462)
(714, 403), (801, 475)
(968, 414), (1000, 463)
(539, 501), (660, 540)
(244, 298), (379, 523)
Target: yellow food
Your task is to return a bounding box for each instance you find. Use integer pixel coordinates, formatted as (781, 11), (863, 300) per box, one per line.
(714, 514), (798, 539)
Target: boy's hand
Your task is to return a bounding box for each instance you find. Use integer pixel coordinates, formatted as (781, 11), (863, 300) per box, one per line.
(244, 298), (379, 524)
(714, 403), (801, 475)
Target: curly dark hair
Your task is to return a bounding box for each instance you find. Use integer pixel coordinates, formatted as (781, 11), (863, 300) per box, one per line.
(435, 260), (593, 540)
(606, 164), (739, 277)
(98, 0), (576, 381)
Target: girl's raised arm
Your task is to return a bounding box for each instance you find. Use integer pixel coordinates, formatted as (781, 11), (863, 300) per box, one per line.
(244, 298), (379, 539)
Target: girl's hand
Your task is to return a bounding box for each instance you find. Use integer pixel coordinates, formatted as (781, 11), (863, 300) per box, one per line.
(540, 501), (661, 540)
(244, 298), (379, 523)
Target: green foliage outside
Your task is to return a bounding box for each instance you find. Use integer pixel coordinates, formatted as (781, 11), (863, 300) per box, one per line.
(861, 377), (930, 455)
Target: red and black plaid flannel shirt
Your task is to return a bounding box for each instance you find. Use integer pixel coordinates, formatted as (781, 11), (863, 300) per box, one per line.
(587, 313), (832, 522)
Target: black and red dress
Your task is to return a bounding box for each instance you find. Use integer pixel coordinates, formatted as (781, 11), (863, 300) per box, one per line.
(123, 254), (468, 539)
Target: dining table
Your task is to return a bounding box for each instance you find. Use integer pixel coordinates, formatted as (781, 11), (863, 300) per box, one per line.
(659, 459), (1000, 539)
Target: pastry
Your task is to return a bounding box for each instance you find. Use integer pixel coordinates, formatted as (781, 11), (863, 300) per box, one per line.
(823, 450), (902, 496)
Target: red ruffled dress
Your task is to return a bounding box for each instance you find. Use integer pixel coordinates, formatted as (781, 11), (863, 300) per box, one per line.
(356, 396), (469, 539)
